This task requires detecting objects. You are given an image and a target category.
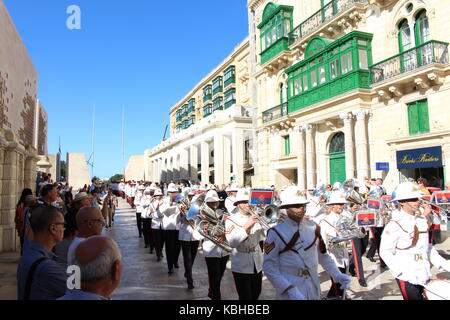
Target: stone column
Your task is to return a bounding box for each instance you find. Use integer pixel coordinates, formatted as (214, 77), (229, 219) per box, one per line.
(214, 133), (225, 185)
(305, 124), (317, 188)
(180, 148), (189, 180)
(24, 151), (38, 193)
(353, 110), (370, 179)
(223, 135), (232, 184)
(232, 129), (244, 185)
(269, 129), (281, 186)
(201, 140), (210, 185)
(190, 144), (198, 182)
(340, 112), (356, 180)
(297, 126), (307, 190)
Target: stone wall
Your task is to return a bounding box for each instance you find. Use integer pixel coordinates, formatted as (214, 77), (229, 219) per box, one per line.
(125, 155), (145, 181)
(67, 153), (91, 190)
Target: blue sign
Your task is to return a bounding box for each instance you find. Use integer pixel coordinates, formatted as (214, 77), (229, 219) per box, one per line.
(376, 162), (390, 171)
(396, 146), (442, 169)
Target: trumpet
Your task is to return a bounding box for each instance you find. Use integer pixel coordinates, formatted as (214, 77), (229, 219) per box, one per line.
(248, 205), (277, 230)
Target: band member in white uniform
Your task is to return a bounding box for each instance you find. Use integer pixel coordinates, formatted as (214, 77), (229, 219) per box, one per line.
(149, 189), (165, 261)
(224, 189), (265, 300)
(140, 188), (155, 252)
(161, 183), (181, 275)
(263, 186), (350, 300)
(225, 184), (239, 215)
(134, 185), (145, 238)
(319, 191), (364, 299)
(177, 190), (201, 290)
(194, 190), (230, 300)
(380, 182), (450, 300)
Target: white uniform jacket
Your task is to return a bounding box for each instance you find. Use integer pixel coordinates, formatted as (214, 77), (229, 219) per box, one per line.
(149, 199), (164, 229)
(225, 197), (238, 215)
(224, 213), (265, 274)
(140, 195), (152, 219)
(380, 209), (449, 286)
(319, 212), (350, 268)
(178, 213), (202, 241)
(134, 191), (143, 213)
(160, 197), (180, 230)
(263, 217), (344, 300)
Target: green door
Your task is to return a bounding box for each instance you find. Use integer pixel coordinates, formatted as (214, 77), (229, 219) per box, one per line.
(329, 132), (346, 184)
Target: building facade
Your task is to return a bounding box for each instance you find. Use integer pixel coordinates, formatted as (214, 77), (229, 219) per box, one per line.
(248, 0), (450, 192)
(144, 39), (256, 186)
(0, 0), (49, 252)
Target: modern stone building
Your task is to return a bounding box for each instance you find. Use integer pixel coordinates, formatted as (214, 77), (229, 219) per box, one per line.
(0, 0), (49, 252)
(143, 38), (257, 186)
(249, 0), (450, 192)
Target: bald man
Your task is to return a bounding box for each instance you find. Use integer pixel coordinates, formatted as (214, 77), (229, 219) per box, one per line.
(58, 236), (122, 300)
(67, 207), (106, 265)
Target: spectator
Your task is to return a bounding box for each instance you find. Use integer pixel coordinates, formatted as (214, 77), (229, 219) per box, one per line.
(417, 178), (430, 195)
(53, 207), (78, 266)
(67, 207), (105, 265)
(38, 184), (59, 206)
(22, 195), (37, 250)
(35, 172), (43, 197)
(17, 206), (67, 300)
(58, 236), (122, 300)
(15, 188), (33, 255)
(91, 189), (102, 209)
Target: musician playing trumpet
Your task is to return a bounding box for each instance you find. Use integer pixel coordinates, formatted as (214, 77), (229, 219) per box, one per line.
(224, 188), (266, 300)
(380, 182), (450, 300)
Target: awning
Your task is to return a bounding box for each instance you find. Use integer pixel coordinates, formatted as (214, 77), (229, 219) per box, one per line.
(396, 146), (442, 169)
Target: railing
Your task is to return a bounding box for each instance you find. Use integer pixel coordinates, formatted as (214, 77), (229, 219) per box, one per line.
(262, 102), (288, 123)
(370, 40), (449, 84)
(288, 0), (368, 47)
(203, 94), (212, 103)
(224, 76), (235, 88)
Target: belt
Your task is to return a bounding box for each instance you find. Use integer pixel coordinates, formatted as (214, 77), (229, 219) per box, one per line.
(396, 252), (425, 261)
(414, 254), (424, 261)
(280, 266), (311, 278)
(237, 246), (260, 253)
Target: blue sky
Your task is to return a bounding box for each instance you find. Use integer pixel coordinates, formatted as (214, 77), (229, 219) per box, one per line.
(3, 0), (249, 179)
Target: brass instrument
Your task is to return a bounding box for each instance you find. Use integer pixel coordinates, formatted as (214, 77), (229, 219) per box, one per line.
(248, 205), (274, 230)
(327, 214), (361, 248)
(197, 203), (232, 253)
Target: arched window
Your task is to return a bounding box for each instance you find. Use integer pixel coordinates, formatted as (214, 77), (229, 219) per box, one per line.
(329, 132), (345, 154)
(398, 19), (412, 53)
(414, 10), (430, 46)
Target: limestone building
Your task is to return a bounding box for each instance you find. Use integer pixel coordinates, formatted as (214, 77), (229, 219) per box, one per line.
(0, 0), (49, 252)
(66, 153), (91, 191)
(125, 155), (145, 181)
(145, 38), (256, 186)
(248, 0), (450, 192)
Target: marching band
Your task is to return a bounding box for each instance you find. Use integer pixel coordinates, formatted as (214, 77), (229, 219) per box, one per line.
(117, 179), (450, 300)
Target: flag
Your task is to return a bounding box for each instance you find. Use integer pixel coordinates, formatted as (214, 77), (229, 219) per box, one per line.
(434, 191), (450, 204)
(421, 195), (433, 202)
(250, 189), (274, 205)
(427, 187), (441, 194)
(170, 193), (180, 202)
(367, 199), (381, 210)
(356, 212), (377, 227)
(381, 195), (392, 203)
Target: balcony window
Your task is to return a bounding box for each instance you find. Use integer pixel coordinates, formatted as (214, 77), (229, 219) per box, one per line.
(224, 65), (235, 87)
(203, 85), (212, 102)
(224, 88), (236, 109)
(212, 76), (223, 95)
(188, 116), (195, 127)
(284, 135), (290, 156)
(182, 120), (188, 129)
(188, 98), (195, 113)
(212, 97), (223, 111)
(203, 104), (212, 117)
(408, 99), (429, 135)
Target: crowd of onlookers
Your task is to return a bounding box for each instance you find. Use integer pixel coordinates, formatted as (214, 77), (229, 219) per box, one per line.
(14, 175), (123, 300)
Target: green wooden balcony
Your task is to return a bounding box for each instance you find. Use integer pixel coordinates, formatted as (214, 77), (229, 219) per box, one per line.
(370, 40), (449, 84)
(261, 37), (290, 65)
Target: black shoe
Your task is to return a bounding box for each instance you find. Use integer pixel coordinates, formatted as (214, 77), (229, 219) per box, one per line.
(349, 268), (356, 277)
(149, 250), (154, 254)
(144, 244), (148, 248)
(139, 234), (142, 238)
(359, 279), (368, 287)
(184, 272), (187, 278)
(187, 284), (194, 290)
(368, 257), (376, 263)
(168, 269), (174, 275)
(174, 264), (179, 269)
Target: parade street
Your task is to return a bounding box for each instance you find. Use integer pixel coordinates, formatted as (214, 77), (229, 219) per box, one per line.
(3, 197), (448, 301)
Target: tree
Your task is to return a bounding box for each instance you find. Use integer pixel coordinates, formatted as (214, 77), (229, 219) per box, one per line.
(109, 174), (124, 182)
(60, 160), (67, 182)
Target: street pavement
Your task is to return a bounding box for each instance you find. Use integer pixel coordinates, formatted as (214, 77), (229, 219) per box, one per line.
(1, 197), (449, 300)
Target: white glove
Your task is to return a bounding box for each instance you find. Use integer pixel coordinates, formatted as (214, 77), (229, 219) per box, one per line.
(335, 273), (351, 289)
(286, 287), (305, 300)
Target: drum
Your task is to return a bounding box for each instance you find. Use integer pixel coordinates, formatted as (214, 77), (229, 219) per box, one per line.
(424, 279), (450, 300)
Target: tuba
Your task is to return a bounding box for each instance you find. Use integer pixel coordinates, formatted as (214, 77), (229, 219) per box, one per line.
(197, 203), (232, 253)
(341, 179), (365, 205)
(327, 214), (361, 248)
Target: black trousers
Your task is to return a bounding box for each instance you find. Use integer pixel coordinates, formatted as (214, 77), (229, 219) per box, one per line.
(135, 212), (143, 237)
(327, 267), (346, 298)
(141, 218), (154, 250)
(232, 266), (262, 300)
(396, 279), (425, 300)
(163, 230), (181, 271)
(205, 256), (229, 300)
(367, 227), (386, 265)
(152, 227), (164, 259)
(180, 240), (200, 286)
(349, 234), (368, 281)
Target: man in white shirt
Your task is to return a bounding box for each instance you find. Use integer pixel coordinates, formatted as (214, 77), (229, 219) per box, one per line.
(161, 183), (181, 275)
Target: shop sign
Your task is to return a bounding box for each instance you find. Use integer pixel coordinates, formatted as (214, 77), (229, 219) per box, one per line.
(396, 146), (442, 169)
(376, 162), (390, 171)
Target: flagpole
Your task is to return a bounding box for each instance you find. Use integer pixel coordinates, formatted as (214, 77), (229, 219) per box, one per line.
(122, 104), (125, 180)
(91, 104), (95, 178)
